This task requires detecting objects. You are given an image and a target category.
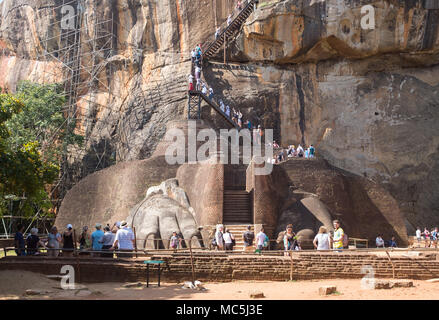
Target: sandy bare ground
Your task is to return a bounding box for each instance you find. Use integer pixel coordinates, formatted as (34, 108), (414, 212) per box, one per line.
(0, 270), (438, 300)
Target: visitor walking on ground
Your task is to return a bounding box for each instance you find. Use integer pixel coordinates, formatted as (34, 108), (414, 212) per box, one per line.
(297, 144), (304, 157)
(331, 220), (344, 251)
(313, 226), (330, 251)
(14, 224), (26, 256)
(376, 235), (385, 248)
(223, 229), (235, 251)
(309, 144), (315, 158)
(284, 224), (299, 255)
(256, 227), (267, 252)
(26, 228), (45, 256)
(62, 224), (75, 257)
(99, 226), (115, 258)
(242, 225), (254, 252)
(111, 221), (135, 258)
(423, 227), (431, 248)
(432, 227), (438, 248)
(416, 226), (422, 245)
(47, 226), (62, 257)
(91, 223), (104, 257)
(79, 226), (90, 251)
(215, 224), (225, 250)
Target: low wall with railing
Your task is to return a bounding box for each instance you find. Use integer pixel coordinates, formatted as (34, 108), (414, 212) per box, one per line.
(1, 248), (439, 283)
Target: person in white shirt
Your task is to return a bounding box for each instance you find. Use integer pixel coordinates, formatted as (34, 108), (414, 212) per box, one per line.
(215, 224), (225, 250)
(202, 84), (208, 95)
(256, 227), (267, 251)
(223, 229), (235, 251)
(227, 14), (232, 26)
(111, 221), (135, 258)
(376, 235), (385, 248)
(416, 227), (422, 244)
(297, 144), (304, 156)
(313, 226), (330, 250)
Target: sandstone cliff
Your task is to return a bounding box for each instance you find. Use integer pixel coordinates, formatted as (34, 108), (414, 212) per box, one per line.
(1, 0), (438, 236)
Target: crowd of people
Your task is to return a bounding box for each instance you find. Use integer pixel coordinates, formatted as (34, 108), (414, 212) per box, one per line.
(268, 143), (316, 164)
(13, 221), (136, 258)
(210, 220), (348, 253)
(415, 226), (438, 248)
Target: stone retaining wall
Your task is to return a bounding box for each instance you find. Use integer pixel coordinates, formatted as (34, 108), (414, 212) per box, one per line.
(1, 252), (438, 283)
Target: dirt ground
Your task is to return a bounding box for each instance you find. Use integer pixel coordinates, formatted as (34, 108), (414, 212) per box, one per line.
(0, 270), (438, 300)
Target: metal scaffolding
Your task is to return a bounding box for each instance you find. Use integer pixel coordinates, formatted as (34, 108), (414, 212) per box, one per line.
(0, 0), (116, 237)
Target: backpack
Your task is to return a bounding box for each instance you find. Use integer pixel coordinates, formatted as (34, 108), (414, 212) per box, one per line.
(243, 231), (254, 245)
(343, 233), (349, 247)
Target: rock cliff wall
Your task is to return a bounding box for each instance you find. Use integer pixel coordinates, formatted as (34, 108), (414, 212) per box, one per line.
(1, 0), (438, 234)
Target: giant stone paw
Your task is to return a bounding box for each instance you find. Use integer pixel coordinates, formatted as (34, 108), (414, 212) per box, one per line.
(127, 178), (202, 249)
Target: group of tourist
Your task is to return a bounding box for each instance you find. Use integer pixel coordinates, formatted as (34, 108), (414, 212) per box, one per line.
(210, 220), (347, 253)
(415, 226), (438, 248)
(375, 235), (398, 248)
(14, 221), (136, 258)
(268, 143), (316, 164)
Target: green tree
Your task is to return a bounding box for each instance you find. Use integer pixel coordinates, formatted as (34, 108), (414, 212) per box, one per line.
(0, 82), (83, 217)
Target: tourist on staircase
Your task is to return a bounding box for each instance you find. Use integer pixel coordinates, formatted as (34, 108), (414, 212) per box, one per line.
(219, 99), (225, 112)
(215, 27), (221, 39)
(209, 87), (214, 100)
(223, 229), (235, 252)
(227, 14), (232, 26)
(188, 74), (194, 91)
(202, 83), (208, 96)
(256, 227), (268, 253)
(215, 224), (225, 250)
(242, 225), (254, 252)
(225, 105), (231, 118)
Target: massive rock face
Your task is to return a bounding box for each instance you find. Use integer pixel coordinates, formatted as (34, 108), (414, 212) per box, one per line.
(1, 0), (439, 236)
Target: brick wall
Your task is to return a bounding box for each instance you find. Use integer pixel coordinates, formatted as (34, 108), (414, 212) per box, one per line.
(1, 252), (438, 283)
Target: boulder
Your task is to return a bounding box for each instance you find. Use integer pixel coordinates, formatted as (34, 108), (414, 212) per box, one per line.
(249, 291), (265, 299)
(319, 286), (337, 295)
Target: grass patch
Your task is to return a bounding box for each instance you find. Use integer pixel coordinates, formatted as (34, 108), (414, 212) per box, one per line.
(0, 249), (16, 258)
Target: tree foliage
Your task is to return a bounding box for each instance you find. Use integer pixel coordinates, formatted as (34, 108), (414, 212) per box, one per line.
(0, 81), (83, 217)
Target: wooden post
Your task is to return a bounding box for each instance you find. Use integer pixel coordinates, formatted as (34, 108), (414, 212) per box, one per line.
(289, 251), (294, 281)
(385, 250), (395, 279)
(133, 227), (138, 258)
(189, 240), (196, 284)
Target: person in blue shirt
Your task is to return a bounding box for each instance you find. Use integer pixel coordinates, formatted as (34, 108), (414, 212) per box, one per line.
(91, 223), (105, 256)
(309, 145), (315, 158)
(389, 236), (397, 248)
(14, 224), (26, 256)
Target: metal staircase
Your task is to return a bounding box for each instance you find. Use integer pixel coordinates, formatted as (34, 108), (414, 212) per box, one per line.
(203, 0), (258, 60)
(187, 0), (258, 129)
